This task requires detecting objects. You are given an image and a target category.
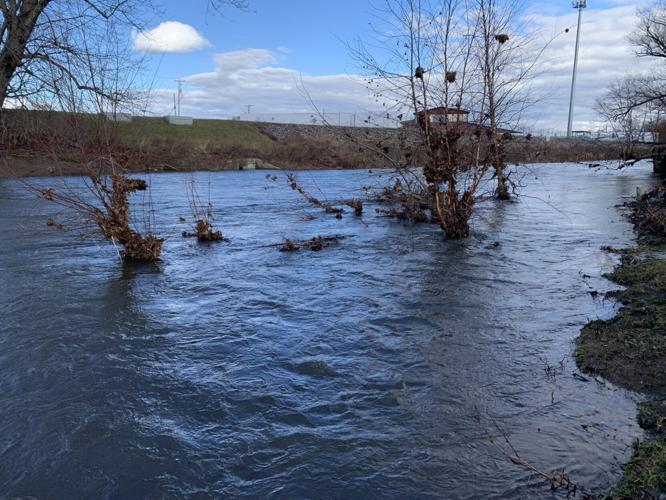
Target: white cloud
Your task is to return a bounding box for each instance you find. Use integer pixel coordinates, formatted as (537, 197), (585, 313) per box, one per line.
(133, 21), (211, 54)
(212, 49), (275, 72)
(144, 3), (661, 133)
(523, 4), (655, 133)
(148, 48), (378, 119)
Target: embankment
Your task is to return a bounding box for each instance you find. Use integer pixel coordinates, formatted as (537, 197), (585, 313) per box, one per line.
(0, 109), (650, 177)
(575, 186), (666, 499)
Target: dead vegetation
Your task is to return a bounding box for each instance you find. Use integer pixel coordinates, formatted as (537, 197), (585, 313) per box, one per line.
(627, 185), (666, 243)
(279, 172), (345, 217)
(36, 160), (164, 262)
(276, 235), (345, 252)
(183, 177), (225, 242)
(477, 412), (582, 497)
(344, 198), (364, 216)
(182, 219), (224, 242)
(371, 177), (434, 223)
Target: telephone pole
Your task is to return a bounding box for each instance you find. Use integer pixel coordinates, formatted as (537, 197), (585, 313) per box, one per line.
(567, 1), (587, 137)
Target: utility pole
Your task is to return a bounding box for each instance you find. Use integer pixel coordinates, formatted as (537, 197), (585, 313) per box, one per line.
(567, 0), (587, 137)
(175, 79), (185, 116)
(246, 104), (253, 114)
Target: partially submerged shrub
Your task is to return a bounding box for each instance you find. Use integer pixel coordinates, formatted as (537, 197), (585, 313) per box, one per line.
(184, 176), (225, 243)
(628, 185), (666, 242)
(182, 219), (224, 242)
(38, 164), (164, 262)
(345, 198), (363, 216)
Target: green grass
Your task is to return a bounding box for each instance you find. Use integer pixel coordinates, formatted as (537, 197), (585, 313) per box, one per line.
(115, 117), (274, 150)
(638, 400), (666, 433)
(575, 250), (666, 498)
(574, 259), (666, 393)
(617, 439), (666, 499)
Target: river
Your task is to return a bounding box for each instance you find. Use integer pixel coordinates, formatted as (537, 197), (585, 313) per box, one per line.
(0, 163), (659, 498)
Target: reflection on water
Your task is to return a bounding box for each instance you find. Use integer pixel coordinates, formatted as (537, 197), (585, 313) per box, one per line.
(0, 163), (659, 498)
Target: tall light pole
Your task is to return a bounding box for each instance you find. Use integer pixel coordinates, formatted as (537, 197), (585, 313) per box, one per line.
(567, 0), (587, 137)
(175, 79), (185, 116)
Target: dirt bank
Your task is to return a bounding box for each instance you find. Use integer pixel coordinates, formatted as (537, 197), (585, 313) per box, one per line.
(575, 186), (666, 499)
(0, 110), (649, 177)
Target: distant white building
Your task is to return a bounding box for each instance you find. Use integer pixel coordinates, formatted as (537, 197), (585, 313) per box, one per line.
(167, 115), (193, 126)
(237, 111), (397, 128)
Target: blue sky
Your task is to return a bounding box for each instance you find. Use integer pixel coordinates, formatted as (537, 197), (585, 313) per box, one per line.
(133, 0), (656, 132)
(149, 0), (375, 83)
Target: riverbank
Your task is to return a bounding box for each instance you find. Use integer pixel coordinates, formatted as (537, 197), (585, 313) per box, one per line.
(0, 109), (648, 178)
(575, 185), (666, 499)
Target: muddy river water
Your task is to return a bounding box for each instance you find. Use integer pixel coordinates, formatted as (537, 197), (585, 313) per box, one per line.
(0, 163), (660, 498)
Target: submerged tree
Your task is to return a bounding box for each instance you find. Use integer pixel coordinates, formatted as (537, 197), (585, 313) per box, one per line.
(183, 176), (225, 242)
(353, 0), (535, 238)
(12, 1), (166, 262)
(39, 162), (164, 262)
(5, 0), (248, 263)
(474, 0), (539, 199)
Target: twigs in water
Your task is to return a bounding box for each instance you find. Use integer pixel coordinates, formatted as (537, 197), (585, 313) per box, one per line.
(373, 178), (434, 223)
(475, 409), (583, 497)
(486, 421), (579, 496)
(283, 172), (344, 217)
(344, 198), (364, 216)
(182, 220), (225, 241)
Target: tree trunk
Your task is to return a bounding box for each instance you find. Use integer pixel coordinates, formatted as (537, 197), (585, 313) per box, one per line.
(0, 0), (50, 108)
(496, 166), (510, 200)
(437, 186), (474, 240)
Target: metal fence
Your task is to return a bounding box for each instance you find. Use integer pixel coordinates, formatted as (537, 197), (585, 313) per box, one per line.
(233, 112), (398, 128)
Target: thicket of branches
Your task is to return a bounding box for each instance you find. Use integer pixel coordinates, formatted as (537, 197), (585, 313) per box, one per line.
(352, 0), (539, 239)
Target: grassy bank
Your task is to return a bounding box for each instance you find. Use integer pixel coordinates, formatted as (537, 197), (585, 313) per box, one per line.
(0, 109), (649, 177)
(116, 117), (274, 150)
(575, 187), (666, 499)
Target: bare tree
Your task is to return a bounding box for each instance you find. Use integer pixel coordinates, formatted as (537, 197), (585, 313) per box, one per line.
(630, 1), (666, 60)
(0, 0), (249, 110)
(0, 1), (151, 109)
(598, 2), (666, 122)
(474, 0), (539, 199)
(352, 0), (536, 237)
(596, 79), (655, 160)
